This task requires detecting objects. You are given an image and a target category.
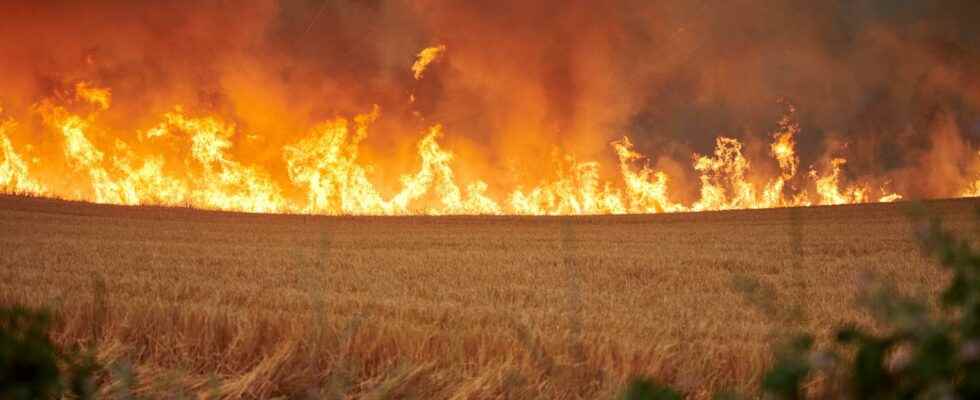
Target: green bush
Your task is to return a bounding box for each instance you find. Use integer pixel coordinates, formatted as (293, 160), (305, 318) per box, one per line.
(620, 377), (683, 400)
(0, 306), (61, 399)
(0, 306), (98, 399)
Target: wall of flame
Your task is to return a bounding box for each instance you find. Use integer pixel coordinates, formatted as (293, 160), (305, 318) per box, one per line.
(0, 1), (979, 215)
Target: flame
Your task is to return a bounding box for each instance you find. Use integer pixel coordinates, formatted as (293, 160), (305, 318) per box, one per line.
(771, 112), (799, 180)
(691, 137), (757, 211)
(811, 158), (861, 205)
(149, 110), (286, 212)
(412, 45), (447, 80)
(879, 192), (903, 203)
(74, 81), (111, 111)
(283, 111), (500, 215)
(962, 151), (980, 197)
(509, 156), (624, 215)
(0, 117), (45, 195)
(283, 107), (389, 214)
(613, 137), (683, 213)
(963, 184), (980, 197)
(762, 113), (808, 208)
(0, 81), (961, 215)
(808, 159), (902, 205)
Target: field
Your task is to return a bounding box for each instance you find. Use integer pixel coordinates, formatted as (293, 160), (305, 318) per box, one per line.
(0, 195), (975, 398)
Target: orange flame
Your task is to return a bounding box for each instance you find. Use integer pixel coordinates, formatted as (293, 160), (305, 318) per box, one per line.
(74, 82), (111, 111)
(0, 81), (950, 215)
(963, 151), (980, 197)
(412, 45), (447, 80)
(0, 116), (44, 195)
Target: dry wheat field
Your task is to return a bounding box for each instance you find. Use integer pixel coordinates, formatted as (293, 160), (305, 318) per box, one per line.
(0, 195), (975, 398)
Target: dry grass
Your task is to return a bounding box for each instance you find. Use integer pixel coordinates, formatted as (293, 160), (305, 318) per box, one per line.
(0, 195), (974, 398)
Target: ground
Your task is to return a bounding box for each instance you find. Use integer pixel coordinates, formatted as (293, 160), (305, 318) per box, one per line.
(0, 195), (973, 398)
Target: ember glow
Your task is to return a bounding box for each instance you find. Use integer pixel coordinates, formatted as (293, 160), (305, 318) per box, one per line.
(1, 1), (979, 215)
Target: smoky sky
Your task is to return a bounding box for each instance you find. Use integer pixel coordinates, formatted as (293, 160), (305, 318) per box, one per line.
(1, 0), (980, 197)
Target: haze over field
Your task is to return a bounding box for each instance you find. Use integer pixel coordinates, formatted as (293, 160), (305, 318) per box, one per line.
(1, 1), (980, 214)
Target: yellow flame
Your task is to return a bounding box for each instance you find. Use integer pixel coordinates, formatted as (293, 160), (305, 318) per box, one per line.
(691, 137), (758, 211)
(613, 137), (682, 213)
(811, 158), (869, 206)
(0, 82), (953, 215)
(284, 107), (387, 214)
(879, 192), (903, 203)
(963, 151), (980, 197)
(963, 184), (980, 197)
(412, 45), (447, 80)
(151, 110), (287, 213)
(75, 81), (111, 110)
(0, 119), (45, 194)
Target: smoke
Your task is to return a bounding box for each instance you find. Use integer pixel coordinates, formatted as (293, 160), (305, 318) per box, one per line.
(1, 0), (979, 199)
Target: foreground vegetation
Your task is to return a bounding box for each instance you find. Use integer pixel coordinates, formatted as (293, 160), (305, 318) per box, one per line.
(0, 195), (974, 398)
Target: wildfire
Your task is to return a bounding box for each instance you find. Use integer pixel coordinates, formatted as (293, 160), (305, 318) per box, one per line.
(0, 78), (929, 215)
(7, 39), (979, 216)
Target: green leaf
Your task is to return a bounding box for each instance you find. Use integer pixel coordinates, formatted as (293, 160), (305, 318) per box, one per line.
(620, 377), (683, 400)
(851, 338), (892, 398)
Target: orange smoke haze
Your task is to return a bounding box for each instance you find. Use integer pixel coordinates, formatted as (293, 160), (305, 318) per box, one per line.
(0, 0), (979, 214)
